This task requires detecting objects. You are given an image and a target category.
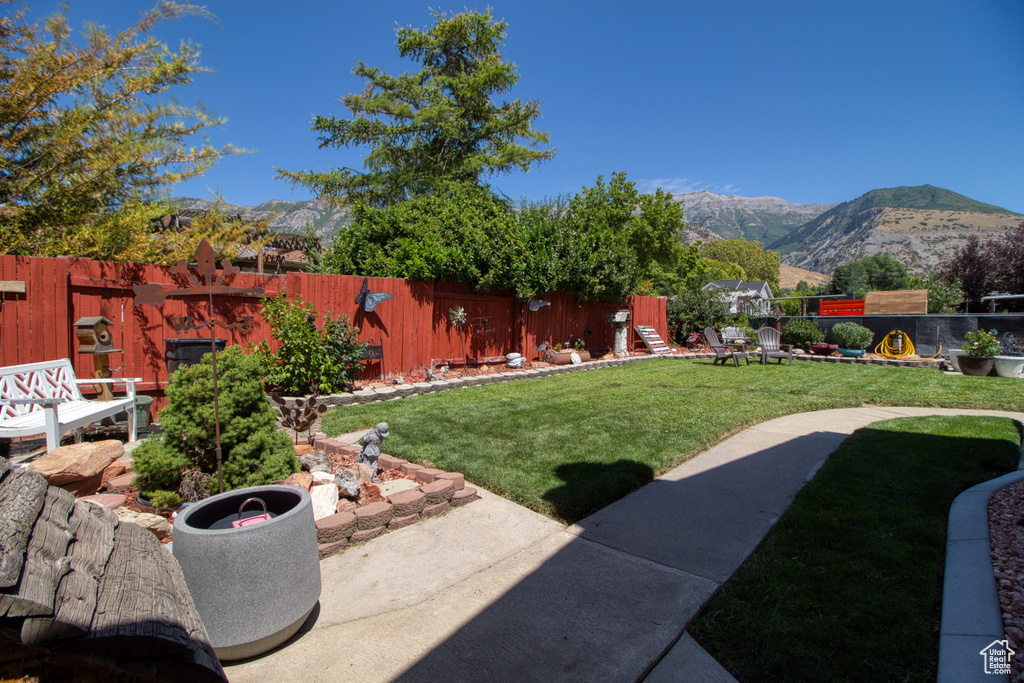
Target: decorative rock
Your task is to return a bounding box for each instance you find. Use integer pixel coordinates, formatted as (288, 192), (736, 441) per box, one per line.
(294, 444), (316, 456)
(378, 454), (407, 470)
(388, 513), (419, 530)
(104, 471), (137, 492)
(311, 471), (336, 485)
(284, 472), (313, 490)
(420, 479), (455, 504)
(114, 507), (172, 540)
(350, 526), (386, 543)
(378, 479), (421, 498)
(100, 459), (131, 487)
(28, 439), (123, 485)
(422, 501), (451, 518)
(78, 493), (126, 509)
(387, 489), (427, 517)
(352, 462), (375, 483)
(452, 486), (480, 507)
(310, 483), (339, 521)
(318, 539), (347, 560)
(358, 482), (381, 506)
(336, 499), (357, 514)
(354, 501), (394, 530)
(335, 469), (361, 499)
(435, 472), (465, 490)
(299, 450), (333, 473)
(414, 468), (444, 484)
(315, 511), (357, 544)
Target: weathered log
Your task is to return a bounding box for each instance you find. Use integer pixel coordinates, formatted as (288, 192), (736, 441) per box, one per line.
(0, 475), (74, 617)
(20, 501), (118, 644)
(59, 521), (224, 682)
(0, 465), (48, 588)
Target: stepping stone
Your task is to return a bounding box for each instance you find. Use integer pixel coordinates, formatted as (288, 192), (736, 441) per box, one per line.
(378, 479), (421, 498)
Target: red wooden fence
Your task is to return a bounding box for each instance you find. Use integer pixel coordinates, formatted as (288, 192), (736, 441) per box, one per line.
(0, 255), (668, 412)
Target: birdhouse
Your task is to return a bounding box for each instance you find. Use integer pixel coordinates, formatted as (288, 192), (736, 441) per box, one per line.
(608, 310), (630, 324)
(74, 316), (120, 355)
(74, 316), (121, 401)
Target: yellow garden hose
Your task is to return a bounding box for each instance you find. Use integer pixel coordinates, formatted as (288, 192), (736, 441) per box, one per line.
(874, 330), (917, 359)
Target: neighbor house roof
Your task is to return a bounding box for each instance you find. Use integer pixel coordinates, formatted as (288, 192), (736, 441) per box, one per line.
(701, 280), (772, 296)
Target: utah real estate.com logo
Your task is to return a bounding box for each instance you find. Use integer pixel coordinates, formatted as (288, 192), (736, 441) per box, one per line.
(980, 639), (1014, 675)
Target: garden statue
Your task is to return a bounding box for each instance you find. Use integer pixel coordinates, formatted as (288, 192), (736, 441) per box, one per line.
(357, 422), (389, 483)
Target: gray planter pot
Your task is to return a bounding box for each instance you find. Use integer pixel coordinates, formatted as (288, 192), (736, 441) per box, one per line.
(173, 485), (321, 661)
(958, 355), (996, 377)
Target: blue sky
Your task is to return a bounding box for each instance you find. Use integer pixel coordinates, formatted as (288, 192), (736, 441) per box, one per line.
(29, 0), (1024, 212)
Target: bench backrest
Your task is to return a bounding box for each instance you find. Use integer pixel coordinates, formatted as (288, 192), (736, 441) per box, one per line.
(0, 359), (83, 421)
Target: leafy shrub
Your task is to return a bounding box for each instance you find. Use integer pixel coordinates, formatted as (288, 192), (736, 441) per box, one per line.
(148, 490), (182, 508)
(831, 322), (874, 350)
(132, 345), (298, 497)
(253, 294), (366, 394)
(962, 329), (1002, 357)
(668, 288), (733, 343)
(782, 319), (825, 349)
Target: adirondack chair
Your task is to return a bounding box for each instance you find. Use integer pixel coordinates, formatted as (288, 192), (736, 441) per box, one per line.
(756, 327), (793, 365)
(703, 327), (749, 367)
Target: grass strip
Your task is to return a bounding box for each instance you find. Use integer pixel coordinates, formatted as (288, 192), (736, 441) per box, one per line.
(689, 415), (1022, 682)
(321, 359), (1023, 523)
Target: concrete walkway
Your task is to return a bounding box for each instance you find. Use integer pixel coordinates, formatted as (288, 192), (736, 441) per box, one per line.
(225, 406), (1024, 683)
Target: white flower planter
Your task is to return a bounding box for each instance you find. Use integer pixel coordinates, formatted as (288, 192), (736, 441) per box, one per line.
(948, 349), (965, 372)
(993, 356), (1024, 378)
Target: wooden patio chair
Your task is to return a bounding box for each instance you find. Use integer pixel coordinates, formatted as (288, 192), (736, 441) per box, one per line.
(756, 327), (793, 365)
(703, 327), (750, 367)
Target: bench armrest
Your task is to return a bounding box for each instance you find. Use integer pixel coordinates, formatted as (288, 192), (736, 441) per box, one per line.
(73, 378), (142, 385)
(0, 397), (65, 406)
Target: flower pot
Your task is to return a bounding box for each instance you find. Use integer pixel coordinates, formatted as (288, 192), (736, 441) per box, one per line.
(993, 356), (1024, 378)
(837, 348), (866, 358)
(809, 343), (838, 356)
(957, 355), (996, 377)
(173, 485), (320, 661)
(948, 349), (965, 372)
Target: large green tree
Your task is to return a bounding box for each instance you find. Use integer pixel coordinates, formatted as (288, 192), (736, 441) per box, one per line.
(324, 173), (687, 302)
(280, 9), (554, 207)
(828, 254), (909, 296)
(699, 239), (781, 291)
(0, 1), (239, 261)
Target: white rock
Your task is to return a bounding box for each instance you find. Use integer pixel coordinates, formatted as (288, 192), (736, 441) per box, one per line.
(310, 483), (339, 521)
(311, 471), (336, 485)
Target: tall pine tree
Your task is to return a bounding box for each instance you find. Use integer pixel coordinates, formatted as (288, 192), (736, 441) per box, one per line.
(279, 9), (554, 207)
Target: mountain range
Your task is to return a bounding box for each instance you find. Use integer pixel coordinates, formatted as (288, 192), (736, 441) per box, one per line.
(172, 184), (1023, 278)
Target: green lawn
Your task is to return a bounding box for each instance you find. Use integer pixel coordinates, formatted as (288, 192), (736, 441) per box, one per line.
(321, 359), (1023, 523)
(689, 415), (1022, 682)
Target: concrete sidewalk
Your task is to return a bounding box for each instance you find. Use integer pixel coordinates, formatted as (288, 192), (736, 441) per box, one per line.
(224, 407), (1024, 683)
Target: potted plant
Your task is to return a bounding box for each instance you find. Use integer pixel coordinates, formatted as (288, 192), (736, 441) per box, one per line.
(831, 322), (874, 358)
(993, 331), (1024, 378)
(958, 329), (1001, 376)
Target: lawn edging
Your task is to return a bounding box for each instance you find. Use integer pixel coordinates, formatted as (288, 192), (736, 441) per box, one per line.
(939, 444), (1024, 683)
(276, 354), (663, 410)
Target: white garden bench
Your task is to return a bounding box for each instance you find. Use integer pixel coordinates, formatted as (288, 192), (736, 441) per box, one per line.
(0, 359), (139, 451)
